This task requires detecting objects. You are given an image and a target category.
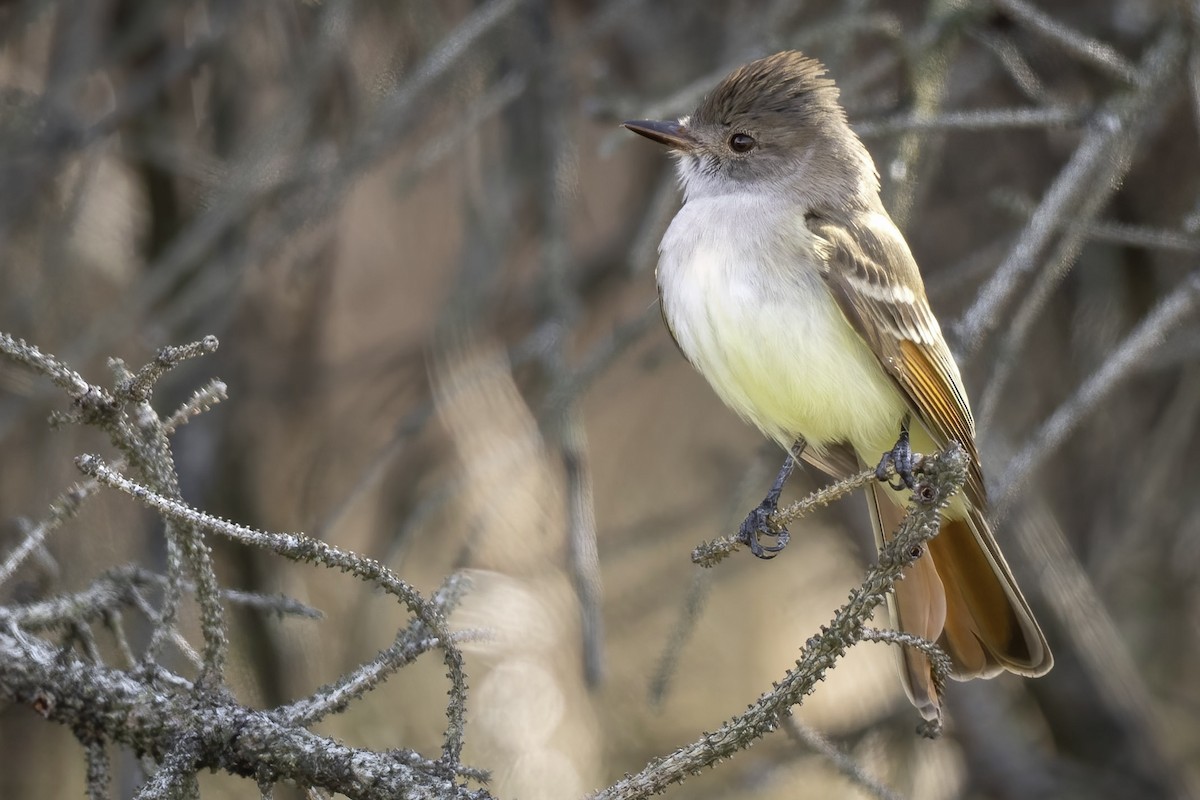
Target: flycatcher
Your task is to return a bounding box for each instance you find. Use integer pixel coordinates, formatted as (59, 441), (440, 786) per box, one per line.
(624, 51), (1051, 720)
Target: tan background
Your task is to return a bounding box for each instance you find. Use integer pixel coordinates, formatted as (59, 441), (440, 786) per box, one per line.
(1, 1), (1198, 798)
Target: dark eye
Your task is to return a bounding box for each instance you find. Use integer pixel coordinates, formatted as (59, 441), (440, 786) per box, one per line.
(729, 133), (756, 153)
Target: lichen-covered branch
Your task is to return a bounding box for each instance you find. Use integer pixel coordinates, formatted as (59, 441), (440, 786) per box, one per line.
(0, 628), (492, 800)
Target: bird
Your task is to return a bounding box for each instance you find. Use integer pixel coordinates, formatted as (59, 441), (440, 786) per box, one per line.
(623, 50), (1052, 721)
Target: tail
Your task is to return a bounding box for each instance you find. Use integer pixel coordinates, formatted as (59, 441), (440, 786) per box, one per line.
(866, 482), (1052, 721)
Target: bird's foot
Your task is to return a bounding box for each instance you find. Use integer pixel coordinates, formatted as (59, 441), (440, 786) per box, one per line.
(738, 498), (789, 559)
(738, 444), (802, 559)
(876, 426), (915, 491)
(739, 448), (796, 561)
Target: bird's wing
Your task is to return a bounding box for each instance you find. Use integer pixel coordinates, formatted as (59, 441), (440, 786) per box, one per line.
(806, 208), (985, 505)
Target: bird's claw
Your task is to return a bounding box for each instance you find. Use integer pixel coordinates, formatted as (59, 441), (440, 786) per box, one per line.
(876, 427), (916, 491)
(738, 501), (789, 559)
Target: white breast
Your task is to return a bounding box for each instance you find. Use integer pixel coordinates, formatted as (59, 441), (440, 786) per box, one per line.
(657, 193), (907, 459)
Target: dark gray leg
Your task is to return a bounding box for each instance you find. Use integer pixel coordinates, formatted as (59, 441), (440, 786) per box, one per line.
(739, 440), (804, 559)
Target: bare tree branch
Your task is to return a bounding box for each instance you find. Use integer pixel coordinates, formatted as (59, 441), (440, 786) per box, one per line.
(592, 445), (968, 799)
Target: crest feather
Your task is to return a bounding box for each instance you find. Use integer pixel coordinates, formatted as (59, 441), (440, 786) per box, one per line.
(694, 51), (843, 126)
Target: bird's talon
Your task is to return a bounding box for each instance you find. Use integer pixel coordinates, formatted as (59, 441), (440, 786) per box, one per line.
(739, 503), (789, 559)
(746, 527), (789, 558)
(876, 425), (916, 491)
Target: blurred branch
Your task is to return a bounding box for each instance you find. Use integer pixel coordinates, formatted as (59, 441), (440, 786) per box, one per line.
(879, 0), (965, 229)
(955, 25), (1187, 357)
(650, 450), (777, 706)
(991, 192), (1200, 253)
(854, 105), (1082, 137)
(971, 29), (1048, 102)
(976, 26), (1186, 429)
(1016, 503), (1200, 799)
(780, 713), (902, 800)
(996, 269), (1200, 509)
(990, 0), (1138, 83)
(559, 409), (606, 685)
(65, 0), (527, 370)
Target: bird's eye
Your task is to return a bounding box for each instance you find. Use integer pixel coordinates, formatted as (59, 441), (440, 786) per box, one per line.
(729, 133), (756, 153)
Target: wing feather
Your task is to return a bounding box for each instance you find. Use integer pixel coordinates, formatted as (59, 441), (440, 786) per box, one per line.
(807, 208), (985, 505)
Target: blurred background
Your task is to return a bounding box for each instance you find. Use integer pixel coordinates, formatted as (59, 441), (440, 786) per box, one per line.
(1, 0), (1199, 797)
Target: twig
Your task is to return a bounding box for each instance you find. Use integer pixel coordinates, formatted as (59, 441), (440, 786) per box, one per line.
(779, 714), (902, 800)
(854, 105), (1082, 137)
(76, 455), (470, 764)
(859, 627), (952, 694)
(277, 573), (470, 728)
(2, 567), (321, 632)
(691, 466), (878, 567)
(0, 370), (228, 589)
(593, 445), (968, 799)
(0, 483), (90, 588)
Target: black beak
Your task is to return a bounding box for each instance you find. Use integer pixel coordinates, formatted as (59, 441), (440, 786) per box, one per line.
(622, 119), (698, 150)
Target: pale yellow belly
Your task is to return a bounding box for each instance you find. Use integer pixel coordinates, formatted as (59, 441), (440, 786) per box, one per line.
(657, 204), (909, 462)
(678, 276), (907, 459)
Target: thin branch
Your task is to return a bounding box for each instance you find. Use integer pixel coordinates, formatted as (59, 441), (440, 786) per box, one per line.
(277, 573), (470, 728)
(779, 714), (902, 800)
(991, 0), (1139, 83)
(855, 105), (1082, 138)
(1, 372), (227, 589)
(76, 455), (470, 764)
(692, 466), (878, 567)
(592, 445), (968, 799)
(0, 331), (106, 402)
(559, 409), (606, 686)
(2, 566), (321, 632)
(859, 627), (952, 693)
(163, 379), (229, 434)
(134, 739), (201, 800)
(955, 27), (1187, 356)
(976, 29), (1186, 429)
(118, 337), (219, 404)
(996, 270), (1200, 509)
(0, 482), (91, 588)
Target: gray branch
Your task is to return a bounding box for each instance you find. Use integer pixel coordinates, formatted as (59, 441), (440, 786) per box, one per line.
(0, 629), (492, 800)
(591, 445), (968, 799)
